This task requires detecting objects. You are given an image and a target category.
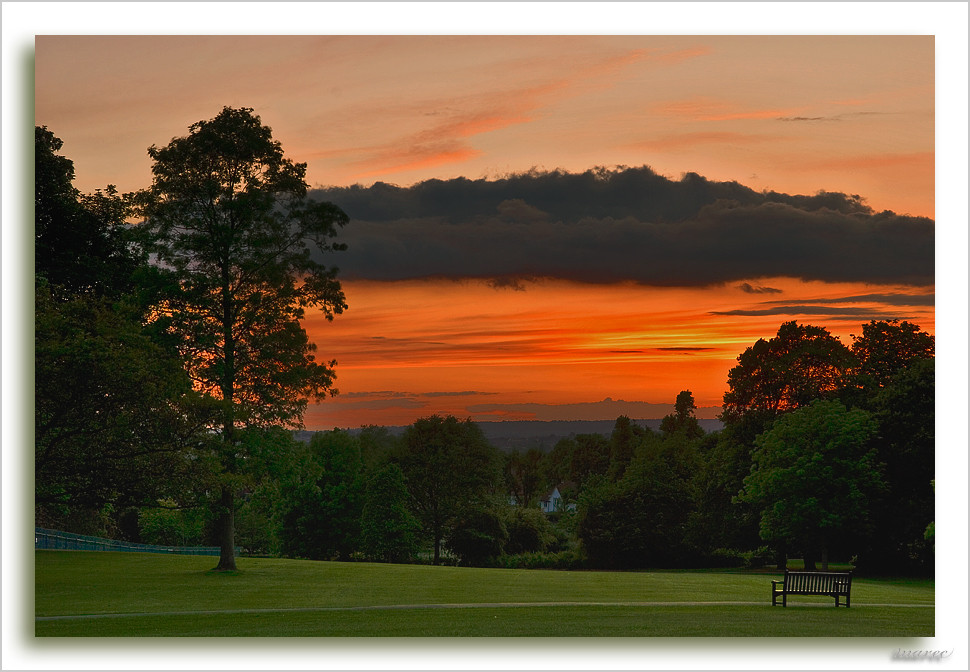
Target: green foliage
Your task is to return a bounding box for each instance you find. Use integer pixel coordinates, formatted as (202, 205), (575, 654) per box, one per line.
(396, 415), (502, 564)
(279, 431), (364, 560)
(494, 549), (586, 570)
(685, 429), (760, 554)
(504, 448), (545, 508)
(501, 505), (555, 555)
(445, 506), (508, 566)
(737, 400), (886, 564)
(35, 283), (216, 520)
(577, 437), (694, 569)
(359, 463), (421, 563)
(607, 415), (642, 479)
(568, 433), (611, 487)
(861, 358), (935, 573)
(138, 500), (209, 547)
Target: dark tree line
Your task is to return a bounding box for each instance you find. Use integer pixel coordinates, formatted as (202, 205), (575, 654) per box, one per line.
(35, 112), (934, 575)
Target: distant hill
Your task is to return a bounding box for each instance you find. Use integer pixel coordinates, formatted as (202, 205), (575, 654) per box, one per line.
(296, 418), (724, 452)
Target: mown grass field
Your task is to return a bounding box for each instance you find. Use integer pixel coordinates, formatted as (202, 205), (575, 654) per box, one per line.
(34, 551), (934, 637)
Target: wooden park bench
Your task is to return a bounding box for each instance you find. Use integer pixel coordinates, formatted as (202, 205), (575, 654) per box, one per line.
(771, 569), (852, 607)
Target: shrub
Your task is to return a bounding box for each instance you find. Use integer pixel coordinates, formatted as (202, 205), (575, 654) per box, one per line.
(502, 507), (555, 555)
(496, 549), (586, 571)
(445, 506), (508, 566)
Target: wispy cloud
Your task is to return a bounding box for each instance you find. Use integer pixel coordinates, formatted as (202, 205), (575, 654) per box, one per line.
(738, 282), (783, 294)
(710, 306), (915, 320)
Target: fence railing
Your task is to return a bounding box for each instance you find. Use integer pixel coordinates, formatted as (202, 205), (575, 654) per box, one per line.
(35, 527), (238, 557)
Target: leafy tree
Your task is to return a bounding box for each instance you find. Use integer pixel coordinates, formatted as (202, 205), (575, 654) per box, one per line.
(848, 319), (934, 404)
(607, 416), (641, 480)
(504, 448), (544, 507)
(35, 283), (216, 525)
(577, 436), (694, 569)
(136, 106), (349, 570)
(359, 463), (421, 563)
(568, 434), (611, 488)
(234, 427), (320, 556)
(35, 126), (142, 298)
(138, 499), (209, 547)
(659, 390), (703, 440)
(721, 321), (854, 437)
(863, 357), (935, 573)
(357, 425), (401, 472)
(277, 431), (364, 561)
(395, 415), (502, 565)
(541, 437), (574, 488)
(737, 400), (886, 570)
(685, 429), (760, 556)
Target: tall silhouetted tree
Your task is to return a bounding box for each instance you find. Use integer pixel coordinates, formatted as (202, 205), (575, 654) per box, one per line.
(136, 106), (348, 570)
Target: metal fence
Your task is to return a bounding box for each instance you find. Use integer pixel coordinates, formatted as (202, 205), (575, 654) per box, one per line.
(35, 527), (237, 557)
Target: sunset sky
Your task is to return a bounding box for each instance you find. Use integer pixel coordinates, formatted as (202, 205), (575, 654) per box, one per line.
(4, 3), (969, 669)
(31, 31), (944, 429)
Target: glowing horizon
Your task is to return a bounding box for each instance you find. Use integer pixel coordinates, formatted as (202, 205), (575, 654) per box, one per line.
(301, 277), (935, 429)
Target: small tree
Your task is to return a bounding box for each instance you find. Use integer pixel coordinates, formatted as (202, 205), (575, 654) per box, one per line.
(137, 107), (348, 570)
(659, 390), (703, 440)
(737, 400), (886, 570)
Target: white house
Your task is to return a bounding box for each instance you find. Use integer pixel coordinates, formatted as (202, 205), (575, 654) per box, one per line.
(538, 486), (575, 513)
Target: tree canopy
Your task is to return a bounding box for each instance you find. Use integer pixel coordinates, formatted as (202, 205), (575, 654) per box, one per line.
(737, 400), (885, 570)
(396, 415), (502, 565)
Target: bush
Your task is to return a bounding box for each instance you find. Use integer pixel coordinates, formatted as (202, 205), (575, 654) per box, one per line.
(445, 506), (508, 566)
(502, 507), (555, 555)
(138, 500), (207, 547)
(496, 549), (586, 570)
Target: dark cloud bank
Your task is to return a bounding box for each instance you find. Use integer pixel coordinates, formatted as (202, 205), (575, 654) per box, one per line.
(311, 166), (933, 287)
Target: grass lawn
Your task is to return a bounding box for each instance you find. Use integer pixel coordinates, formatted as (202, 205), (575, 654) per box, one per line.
(34, 551), (934, 637)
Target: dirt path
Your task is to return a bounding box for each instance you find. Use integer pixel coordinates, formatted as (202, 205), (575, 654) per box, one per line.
(35, 600), (934, 621)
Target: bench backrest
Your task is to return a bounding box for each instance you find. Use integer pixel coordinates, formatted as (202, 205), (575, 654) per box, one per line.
(785, 571), (851, 593)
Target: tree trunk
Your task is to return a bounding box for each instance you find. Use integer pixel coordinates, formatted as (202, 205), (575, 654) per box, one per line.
(774, 542), (787, 570)
(803, 549), (817, 571)
(821, 543), (829, 571)
(214, 272), (237, 572)
(213, 485), (237, 571)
